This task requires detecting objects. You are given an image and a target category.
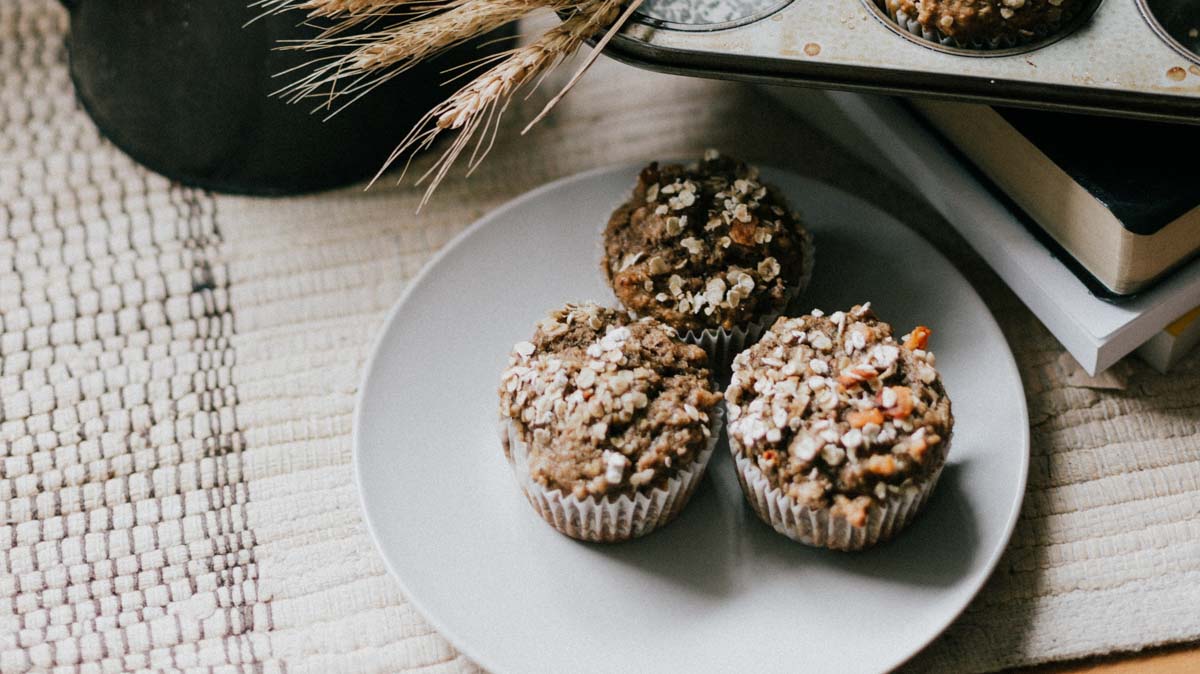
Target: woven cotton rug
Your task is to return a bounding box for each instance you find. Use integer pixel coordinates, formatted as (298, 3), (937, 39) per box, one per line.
(3, 1), (1200, 672)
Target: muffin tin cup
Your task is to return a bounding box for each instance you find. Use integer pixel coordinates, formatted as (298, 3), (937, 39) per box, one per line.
(881, 0), (1072, 51)
(727, 421), (948, 550)
(502, 406), (725, 543)
(682, 229), (816, 372)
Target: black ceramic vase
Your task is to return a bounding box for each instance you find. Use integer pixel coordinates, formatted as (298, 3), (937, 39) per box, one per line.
(62, 0), (513, 195)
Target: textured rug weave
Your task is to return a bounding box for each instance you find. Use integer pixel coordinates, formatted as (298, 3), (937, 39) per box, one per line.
(3, 1), (1200, 672)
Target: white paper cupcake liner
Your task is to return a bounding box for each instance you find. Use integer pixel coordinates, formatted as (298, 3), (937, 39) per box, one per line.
(502, 406), (724, 543)
(681, 228), (816, 371)
(728, 420), (947, 551)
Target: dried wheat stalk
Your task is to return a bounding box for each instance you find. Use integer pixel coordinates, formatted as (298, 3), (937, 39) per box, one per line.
(274, 0), (581, 108)
(255, 0), (415, 22)
(295, 0), (398, 18)
(251, 0), (431, 38)
(265, 0), (638, 207)
(392, 0), (629, 207)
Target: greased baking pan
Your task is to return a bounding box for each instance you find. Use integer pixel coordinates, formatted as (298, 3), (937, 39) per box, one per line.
(607, 0), (1200, 122)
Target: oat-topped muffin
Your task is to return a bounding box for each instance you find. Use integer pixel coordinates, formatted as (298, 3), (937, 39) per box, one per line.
(887, 0), (1080, 46)
(725, 304), (952, 550)
(602, 151), (813, 343)
(499, 302), (723, 541)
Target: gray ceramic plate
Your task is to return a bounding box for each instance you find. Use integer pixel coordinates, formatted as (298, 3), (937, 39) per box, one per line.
(354, 163), (1029, 674)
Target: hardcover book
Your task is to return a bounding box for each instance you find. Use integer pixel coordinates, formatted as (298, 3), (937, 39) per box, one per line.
(910, 100), (1200, 297)
(762, 86), (1200, 373)
(1138, 306), (1200, 372)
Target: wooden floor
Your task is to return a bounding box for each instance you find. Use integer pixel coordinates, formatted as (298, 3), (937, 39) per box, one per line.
(1020, 643), (1200, 673)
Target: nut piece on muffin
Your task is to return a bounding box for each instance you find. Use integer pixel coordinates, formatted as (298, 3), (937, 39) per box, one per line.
(602, 150), (813, 342)
(724, 303), (952, 550)
(499, 302), (723, 541)
(887, 0), (1080, 46)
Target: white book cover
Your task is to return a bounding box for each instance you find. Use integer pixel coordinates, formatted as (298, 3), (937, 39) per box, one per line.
(764, 86), (1200, 375)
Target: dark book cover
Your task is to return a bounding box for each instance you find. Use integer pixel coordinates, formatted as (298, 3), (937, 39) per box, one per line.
(909, 101), (1200, 300)
(995, 107), (1200, 235)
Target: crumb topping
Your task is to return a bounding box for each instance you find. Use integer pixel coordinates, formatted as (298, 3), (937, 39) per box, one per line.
(725, 304), (952, 526)
(603, 150), (811, 333)
(500, 303), (722, 499)
(892, 0), (1077, 41)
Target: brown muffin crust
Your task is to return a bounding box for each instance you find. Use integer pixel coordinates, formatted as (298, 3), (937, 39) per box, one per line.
(602, 150), (811, 334)
(892, 0), (1079, 43)
(499, 303), (722, 500)
(725, 304), (952, 527)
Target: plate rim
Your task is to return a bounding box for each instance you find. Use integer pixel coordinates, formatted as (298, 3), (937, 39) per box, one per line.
(351, 161), (1031, 674)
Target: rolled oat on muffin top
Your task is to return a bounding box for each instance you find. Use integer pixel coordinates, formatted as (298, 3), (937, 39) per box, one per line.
(891, 0), (1079, 44)
(725, 304), (952, 528)
(602, 150), (812, 335)
(499, 303), (722, 500)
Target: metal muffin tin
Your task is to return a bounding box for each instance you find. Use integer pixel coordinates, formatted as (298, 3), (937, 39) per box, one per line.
(609, 0), (1200, 122)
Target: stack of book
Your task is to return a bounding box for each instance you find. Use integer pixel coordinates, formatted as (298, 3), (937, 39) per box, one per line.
(766, 87), (1200, 374)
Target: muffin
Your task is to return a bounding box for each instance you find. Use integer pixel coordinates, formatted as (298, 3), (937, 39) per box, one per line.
(602, 150), (814, 367)
(724, 304), (952, 550)
(499, 302), (724, 542)
(884, 0), (1083, 48)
